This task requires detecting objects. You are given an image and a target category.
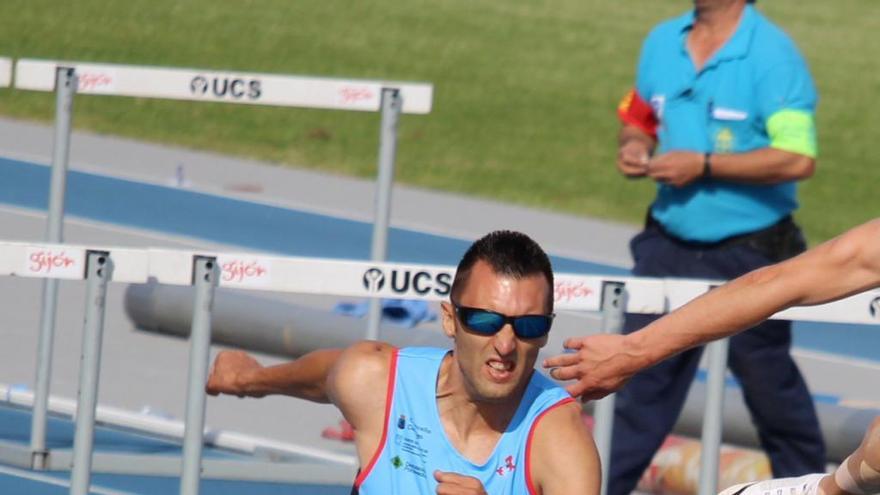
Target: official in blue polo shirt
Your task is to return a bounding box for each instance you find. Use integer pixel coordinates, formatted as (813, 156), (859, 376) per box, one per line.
(612, 1), (824, 494)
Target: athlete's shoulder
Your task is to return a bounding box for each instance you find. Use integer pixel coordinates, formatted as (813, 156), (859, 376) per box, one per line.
(326, 341), (398, 441)
(526, 399), (599, 495)
(329, 341), (396, 403)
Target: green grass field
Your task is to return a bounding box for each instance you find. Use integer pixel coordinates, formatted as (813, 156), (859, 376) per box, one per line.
(1, 0), (878, 242)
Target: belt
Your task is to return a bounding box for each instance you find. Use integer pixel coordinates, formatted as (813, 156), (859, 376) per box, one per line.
(645, 213), (802, 260)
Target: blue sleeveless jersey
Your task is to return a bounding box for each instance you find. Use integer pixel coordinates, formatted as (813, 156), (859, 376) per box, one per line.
(353, 347), (573, 495)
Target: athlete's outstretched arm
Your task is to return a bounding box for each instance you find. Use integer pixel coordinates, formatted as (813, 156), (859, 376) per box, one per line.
(206, 348), (345, 402)
(529, 401), (600, 495)
(205, 341), (393, 408)
(544, 218), (880, 400)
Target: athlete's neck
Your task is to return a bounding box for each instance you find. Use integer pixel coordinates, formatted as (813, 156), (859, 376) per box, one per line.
(435, 354), (532, 464)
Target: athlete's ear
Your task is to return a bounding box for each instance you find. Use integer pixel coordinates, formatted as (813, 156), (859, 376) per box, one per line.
(440, 302), (456, 339)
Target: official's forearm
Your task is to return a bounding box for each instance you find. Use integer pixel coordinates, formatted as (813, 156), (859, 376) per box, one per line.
(242, 349), (344, 402)
(710, 148), (814, 184)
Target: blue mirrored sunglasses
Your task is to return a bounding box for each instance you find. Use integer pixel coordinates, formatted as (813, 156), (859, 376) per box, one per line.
(453, 304), (554, 339)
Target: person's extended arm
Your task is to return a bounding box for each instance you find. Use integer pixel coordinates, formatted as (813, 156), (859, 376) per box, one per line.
(544, 218), (880, 400)
(530, 401), (600, 495)
(206, 348), (344, 402)
(646, 147), (814, 187)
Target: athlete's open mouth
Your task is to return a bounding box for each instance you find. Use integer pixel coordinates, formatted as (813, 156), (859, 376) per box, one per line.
(486, 359), (515, 382)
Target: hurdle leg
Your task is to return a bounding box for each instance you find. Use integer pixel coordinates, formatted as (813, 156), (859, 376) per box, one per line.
(593, 281), (626, 495)
(365, 88), (402, 341)
(70, 251), (112, 495)
(698, 337), (730, 495)
(180, 256), (218, 495)
(30, 66), (77, 469)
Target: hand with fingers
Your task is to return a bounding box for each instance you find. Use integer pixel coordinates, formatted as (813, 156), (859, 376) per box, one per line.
(205, 350), (264, 398)
(617, 139), (651, 178)
(434, 471), (488, 495)
(542, 334), (639, 402)
(646, 151), (704, 187)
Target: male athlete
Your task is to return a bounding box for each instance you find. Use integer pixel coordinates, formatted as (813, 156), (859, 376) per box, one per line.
(207, 230), (599, 494)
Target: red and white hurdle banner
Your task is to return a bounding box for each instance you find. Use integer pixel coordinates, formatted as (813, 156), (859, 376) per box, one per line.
(0, 57), (11, 87)
(13, 58), (433, 114)
(2, 241), (879, 325)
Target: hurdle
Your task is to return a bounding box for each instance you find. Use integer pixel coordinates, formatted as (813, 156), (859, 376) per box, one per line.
(1, 241), (877, 494)
(10, 57), (433, 491)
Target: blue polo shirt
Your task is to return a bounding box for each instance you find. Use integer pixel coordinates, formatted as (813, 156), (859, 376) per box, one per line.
(634, 5), (817, 242)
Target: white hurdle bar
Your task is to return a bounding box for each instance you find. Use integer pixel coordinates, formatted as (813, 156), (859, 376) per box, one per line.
(2, 241), (879, 494)
(13, 58), (433, 114)
(3, 241), (879, 320)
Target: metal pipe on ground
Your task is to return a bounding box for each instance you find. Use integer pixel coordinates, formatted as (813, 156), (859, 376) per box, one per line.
(124, 282), (450, 357)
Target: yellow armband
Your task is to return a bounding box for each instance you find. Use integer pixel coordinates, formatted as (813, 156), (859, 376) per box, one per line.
(767, 110), (817, 158)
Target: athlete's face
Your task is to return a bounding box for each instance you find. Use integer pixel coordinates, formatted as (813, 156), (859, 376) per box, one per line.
(441, 260), (550, 404)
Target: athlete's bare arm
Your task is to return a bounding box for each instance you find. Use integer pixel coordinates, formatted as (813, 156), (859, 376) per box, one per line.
(544, 218), (880, 400)
(206, 348), (343, 401)
(529, 401), (600, 495)
(206, 341), (395, 465)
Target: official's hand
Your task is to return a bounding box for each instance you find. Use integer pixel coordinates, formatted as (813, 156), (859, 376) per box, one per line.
(434, 471), (488, 495)
(206, 350), (263, 398)
(646, 151), (703, 187)
(542, 335), (638, 401)
(617, 140), (651, 178)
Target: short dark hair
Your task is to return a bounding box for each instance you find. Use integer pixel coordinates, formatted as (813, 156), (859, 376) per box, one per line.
(450, 230), (554, 311)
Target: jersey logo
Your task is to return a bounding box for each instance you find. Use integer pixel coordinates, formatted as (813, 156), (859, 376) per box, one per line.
(495, 455), (517, 476)
(715, 128), (735, 153)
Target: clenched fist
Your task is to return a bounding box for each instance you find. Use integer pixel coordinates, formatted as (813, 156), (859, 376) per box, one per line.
(206, 350), (263, 397)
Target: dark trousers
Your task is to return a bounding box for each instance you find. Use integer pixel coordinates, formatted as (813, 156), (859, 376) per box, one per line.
(607, 222), (826, 495)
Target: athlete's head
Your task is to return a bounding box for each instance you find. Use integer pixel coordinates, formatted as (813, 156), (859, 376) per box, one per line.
(441, 231), (554, 404)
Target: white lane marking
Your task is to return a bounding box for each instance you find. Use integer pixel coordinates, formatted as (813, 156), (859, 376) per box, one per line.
(0, 204), (227, 250)
(0, 464), (137, 495)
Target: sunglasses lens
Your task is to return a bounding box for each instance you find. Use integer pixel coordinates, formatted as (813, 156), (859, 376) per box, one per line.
(460, 308), (504, 335)
(513, 316), (552, 339)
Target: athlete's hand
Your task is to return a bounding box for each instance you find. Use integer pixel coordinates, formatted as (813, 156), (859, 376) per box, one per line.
(543, 334), (640, 401)
(206, 350), (263, 398)
(434, 471), (488, 494)
(617, 139), (651, 178)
